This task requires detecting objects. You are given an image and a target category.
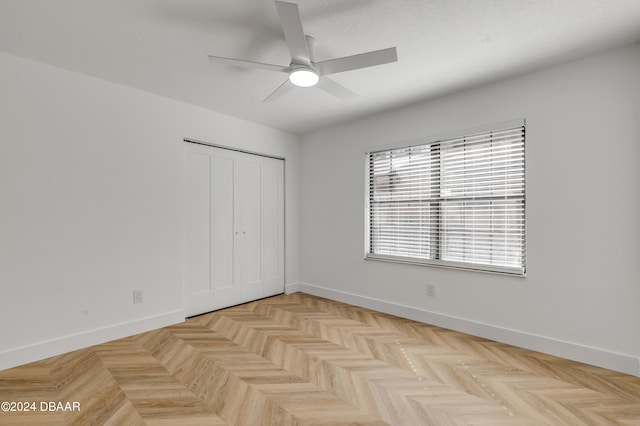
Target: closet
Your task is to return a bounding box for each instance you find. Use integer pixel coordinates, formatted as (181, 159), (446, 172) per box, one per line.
(183, 141), (284, 317)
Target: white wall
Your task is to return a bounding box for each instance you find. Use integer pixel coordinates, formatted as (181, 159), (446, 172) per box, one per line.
(298, 44), (640, 376)
(0, 52), (299, 370)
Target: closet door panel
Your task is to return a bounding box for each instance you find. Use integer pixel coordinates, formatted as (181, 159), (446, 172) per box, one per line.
(185, 151), (212, 296)
(237, 156), (264, 300)
(262, 158), (285, 295)
(212, 154), (236, 293)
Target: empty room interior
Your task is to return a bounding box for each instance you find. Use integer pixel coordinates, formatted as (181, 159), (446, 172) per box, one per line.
(1, 0), (640, 424)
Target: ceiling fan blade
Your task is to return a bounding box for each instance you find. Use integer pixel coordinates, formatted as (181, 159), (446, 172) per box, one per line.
(317, 77), (358, 101)
(275, 1), (310, 65)
(208, 55), (289, 73)
(315, 47), (397, 75)
(264, 79), (295, 102)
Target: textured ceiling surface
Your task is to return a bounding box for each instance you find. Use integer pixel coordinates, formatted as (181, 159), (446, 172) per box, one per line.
(2, 0), (640, 134)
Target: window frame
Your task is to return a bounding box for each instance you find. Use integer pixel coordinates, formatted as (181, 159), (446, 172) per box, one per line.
(364, 120), (526, 276)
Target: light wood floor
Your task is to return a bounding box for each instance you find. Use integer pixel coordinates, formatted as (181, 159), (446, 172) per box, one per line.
(1, 293), (639, 425)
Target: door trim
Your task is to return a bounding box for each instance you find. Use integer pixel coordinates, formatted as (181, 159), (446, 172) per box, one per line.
(182, 140), (286, 317)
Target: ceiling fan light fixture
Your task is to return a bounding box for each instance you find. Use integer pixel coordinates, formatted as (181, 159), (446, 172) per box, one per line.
(289, 68), (319, 87)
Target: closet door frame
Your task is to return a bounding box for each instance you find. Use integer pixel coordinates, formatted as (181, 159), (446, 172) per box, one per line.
(183, 138), (285, 317)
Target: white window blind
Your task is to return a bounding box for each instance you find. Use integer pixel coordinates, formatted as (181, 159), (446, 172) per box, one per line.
(366, 125), (525, 275)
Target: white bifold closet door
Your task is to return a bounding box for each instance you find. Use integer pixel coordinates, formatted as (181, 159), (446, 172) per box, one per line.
(184, 142), (284, 317)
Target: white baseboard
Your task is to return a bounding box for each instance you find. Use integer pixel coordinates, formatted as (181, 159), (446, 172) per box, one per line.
(285, 282), (301, 294)
(0, 310), (185, 371)
(293, 282), (640, 377)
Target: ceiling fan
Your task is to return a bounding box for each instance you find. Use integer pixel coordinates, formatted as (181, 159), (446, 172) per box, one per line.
(207, 0), (398, 102)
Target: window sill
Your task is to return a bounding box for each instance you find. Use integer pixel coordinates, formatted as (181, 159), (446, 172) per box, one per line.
(364, 254), (526, 277)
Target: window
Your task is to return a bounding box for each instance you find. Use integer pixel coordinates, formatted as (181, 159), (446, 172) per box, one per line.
(366, 124), (525, 275)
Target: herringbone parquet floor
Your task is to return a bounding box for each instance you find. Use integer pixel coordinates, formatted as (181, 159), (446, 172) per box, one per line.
(1, 292), (639, 425)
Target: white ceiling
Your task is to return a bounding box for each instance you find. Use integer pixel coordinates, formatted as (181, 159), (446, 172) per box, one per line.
(2, 0), (640, 135)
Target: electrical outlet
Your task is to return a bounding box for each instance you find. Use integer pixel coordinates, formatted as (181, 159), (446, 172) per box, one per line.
(426, 284), (436, 297)
(133, 290), (143, 304)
